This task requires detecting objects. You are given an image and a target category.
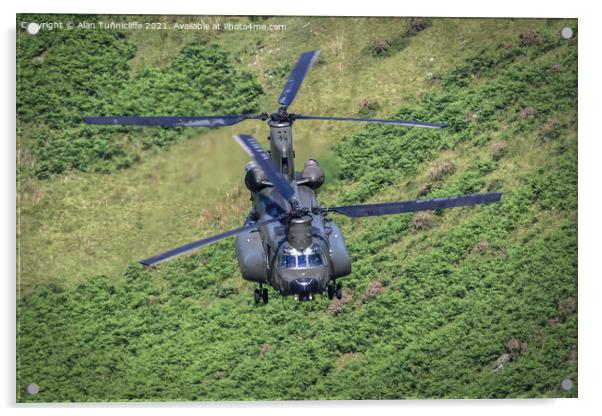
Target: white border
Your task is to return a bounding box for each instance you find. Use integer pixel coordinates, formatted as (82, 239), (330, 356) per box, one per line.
(3, 1), (599, 415)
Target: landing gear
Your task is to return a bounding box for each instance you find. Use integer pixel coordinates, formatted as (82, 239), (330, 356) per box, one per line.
(254, 284), (269, 304)
(254, 288), (261, 304)
(328, 280), (342, 300)
(262, 288), (269, 304)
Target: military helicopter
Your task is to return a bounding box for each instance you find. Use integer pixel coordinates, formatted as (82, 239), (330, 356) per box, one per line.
(84, 50), (501, 303)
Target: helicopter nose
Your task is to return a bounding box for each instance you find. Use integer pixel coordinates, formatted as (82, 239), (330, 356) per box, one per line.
(290, 277), (319, 294)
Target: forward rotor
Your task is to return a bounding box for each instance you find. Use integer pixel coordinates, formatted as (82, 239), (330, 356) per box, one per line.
(84, 50), (447, 130)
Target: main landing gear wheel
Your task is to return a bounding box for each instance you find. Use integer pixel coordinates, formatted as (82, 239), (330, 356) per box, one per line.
(262, 288), (269, 304)
(327, 284), (334, 300)
(335, 283), (343, 300)
(254, 288), (261, 304)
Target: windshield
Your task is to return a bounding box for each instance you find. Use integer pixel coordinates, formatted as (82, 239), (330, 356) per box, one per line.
(308, 253), (323, 266)
(279, 255), (296, 268)
(279, 253), (323, 268)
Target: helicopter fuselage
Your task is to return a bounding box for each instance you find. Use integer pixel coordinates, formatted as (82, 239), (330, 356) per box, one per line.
(235, 182), (351, 299)
(234, 120), (350, 299)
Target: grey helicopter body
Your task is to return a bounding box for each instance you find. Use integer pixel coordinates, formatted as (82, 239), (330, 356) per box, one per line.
(85, 50), (501, 303)
(235, 119), (350, 301)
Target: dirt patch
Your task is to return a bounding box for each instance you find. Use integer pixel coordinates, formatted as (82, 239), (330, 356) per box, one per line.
(412, 212), (434, 231)
(358, 98), (381, 116)
(540, 117), (561, 143)
(363, 281), (385, 301)
(558, 297), (577, 321)
(505, 338), (520, 354)
(464, 112), (478, 122)
(494, 337), (529, 373)
(491, 141), (507, 161)
(328, 292), (354, 315)
(417, 184), (432, 197)
(519, 31), (542, 46)
(518, 106), (538, 120)
(428, 161), (455, 182)
(547, 297), (577, 327)
(568, 347), (577, 365)
(470, 239), (490, 255)
(335, 352), (363, 370)
(259, 343), (273, 355)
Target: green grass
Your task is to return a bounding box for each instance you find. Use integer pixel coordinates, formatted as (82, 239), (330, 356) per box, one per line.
(17, 16), (577, 401)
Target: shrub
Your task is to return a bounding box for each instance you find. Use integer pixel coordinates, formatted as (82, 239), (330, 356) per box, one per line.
(551, 63), (562, 71)
(540, 117), (561, 142)
(363, 281), (385, 301)
(406, 17), (431, 35)
(558, 298), (577, 321)
(491, 141), (508, 160)
(470, 239), (490, 255)
(412, 212), (434, 230)
(505, 338), (520, 353)
(371, 39), (392, 56)
(517, 106), (538, 120)
(519, 31), (543, 46)
(358, 99), (381, 116)
(417, 184), (432, 197)
(428, 161), (455, 181)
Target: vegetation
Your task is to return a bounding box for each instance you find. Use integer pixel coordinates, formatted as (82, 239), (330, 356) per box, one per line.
(17, 15), (262, 178)
(17, 16), (577, 401)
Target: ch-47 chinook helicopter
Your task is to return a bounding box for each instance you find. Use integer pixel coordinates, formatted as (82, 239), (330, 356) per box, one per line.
(84, 50), (502, 303)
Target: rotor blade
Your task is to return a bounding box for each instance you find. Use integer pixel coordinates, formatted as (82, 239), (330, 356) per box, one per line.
(327, 192), (502, 218)
(233, 134), (296, 202)
(294, 114), (447, 128)
(139, 217), (282, 267)
(278, 50), (320, 108)
(83, 114), (263, 127)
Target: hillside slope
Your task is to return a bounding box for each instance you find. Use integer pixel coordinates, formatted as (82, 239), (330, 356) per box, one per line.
(17, 16), (577, 401)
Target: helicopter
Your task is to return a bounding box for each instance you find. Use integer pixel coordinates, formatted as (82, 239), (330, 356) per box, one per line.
(84, 50), (502, 303)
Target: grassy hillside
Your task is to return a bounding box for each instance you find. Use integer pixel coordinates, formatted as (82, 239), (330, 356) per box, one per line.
(16, 16), (577, 401)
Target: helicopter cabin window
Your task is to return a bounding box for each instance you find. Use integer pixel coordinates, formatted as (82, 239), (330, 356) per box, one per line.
(280, 253), (323, 269)
(308, 253), (323, 267)
(279, 255), (296, 269)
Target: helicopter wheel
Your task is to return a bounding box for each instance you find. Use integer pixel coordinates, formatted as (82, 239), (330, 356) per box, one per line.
(327, 284), (334, 300)
(335, 283), (343, 300)
(261, 288), (269, 304)
(254, 288), (261, 304)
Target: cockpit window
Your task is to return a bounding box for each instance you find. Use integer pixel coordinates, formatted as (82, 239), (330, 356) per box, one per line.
(280, 252), (323, 269)
(308, 253), (323, 267)
(279, 255), (296, 268)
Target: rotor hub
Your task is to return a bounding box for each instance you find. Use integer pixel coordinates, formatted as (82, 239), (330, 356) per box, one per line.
(269, 107), (295, 124)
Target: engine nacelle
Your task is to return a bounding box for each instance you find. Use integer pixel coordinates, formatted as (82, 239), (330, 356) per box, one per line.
(300, 159), (325, 189)
(244, 161), (268, 192)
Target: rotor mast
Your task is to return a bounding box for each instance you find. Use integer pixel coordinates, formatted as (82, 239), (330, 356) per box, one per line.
(267, 109), (295, 182)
